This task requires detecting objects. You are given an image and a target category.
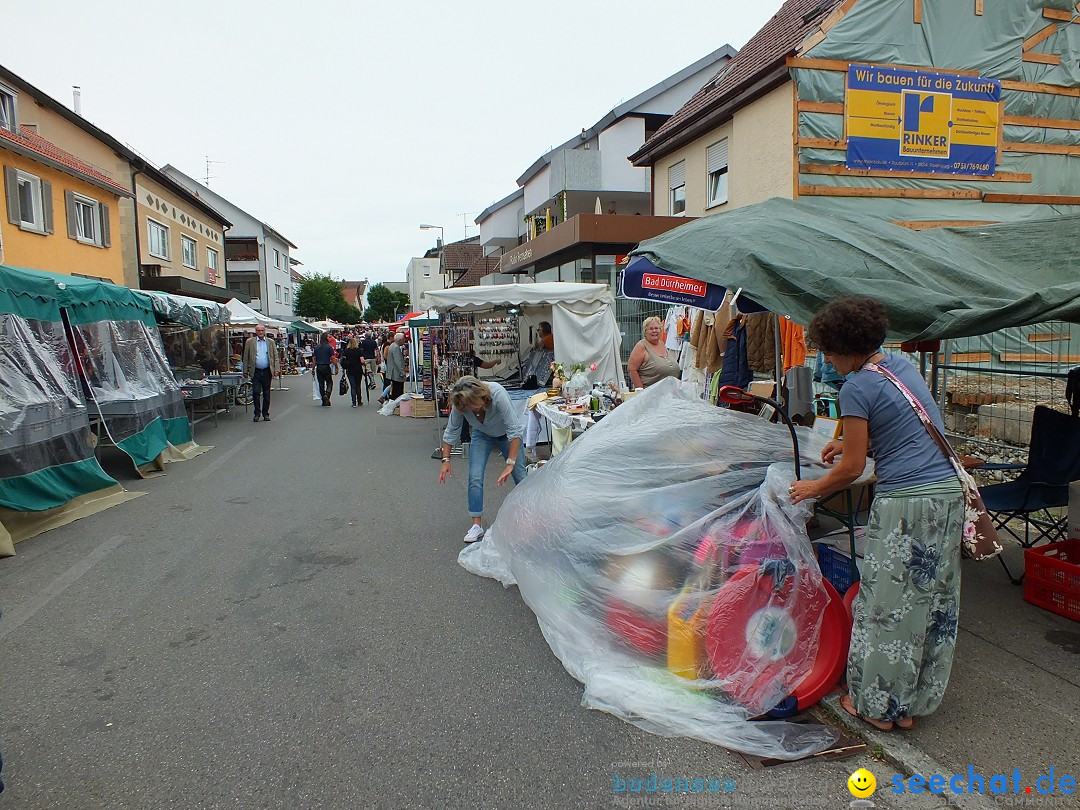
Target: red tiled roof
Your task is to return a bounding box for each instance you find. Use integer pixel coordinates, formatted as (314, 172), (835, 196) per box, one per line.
(451, 255), (501, 288)
(634, 0), (842, 163)
(340, 280), (368, 307)
(0, 125), (129, 194)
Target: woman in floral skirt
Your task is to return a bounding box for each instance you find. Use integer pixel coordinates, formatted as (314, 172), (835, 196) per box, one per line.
(790, 296), (964, 731)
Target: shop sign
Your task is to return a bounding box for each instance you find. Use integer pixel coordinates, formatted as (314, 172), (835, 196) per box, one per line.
(621, 256), (728, 310)
(845, 64), (1001, 176)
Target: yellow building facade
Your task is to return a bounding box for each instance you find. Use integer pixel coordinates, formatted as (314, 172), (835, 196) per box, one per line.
(1, 141), (128, 284)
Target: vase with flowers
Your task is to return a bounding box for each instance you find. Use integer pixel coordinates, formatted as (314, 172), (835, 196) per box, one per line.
(564, 362), (598, 401)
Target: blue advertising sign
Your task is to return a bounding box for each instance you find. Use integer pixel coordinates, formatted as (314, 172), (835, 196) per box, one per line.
(845, 65), (1001, 176)
(622, 257), (763, 312)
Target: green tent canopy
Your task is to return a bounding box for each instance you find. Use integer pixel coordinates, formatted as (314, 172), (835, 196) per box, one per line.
(629, 198), (1080, 341)
(288, 319), (323, 334)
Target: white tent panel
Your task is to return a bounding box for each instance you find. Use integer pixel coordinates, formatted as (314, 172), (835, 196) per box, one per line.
(422, 282), (624, 387)
(225, 298), (289, 329)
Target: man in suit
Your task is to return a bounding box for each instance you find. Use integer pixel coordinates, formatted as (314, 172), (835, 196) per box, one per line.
(242, 325), (280, 422)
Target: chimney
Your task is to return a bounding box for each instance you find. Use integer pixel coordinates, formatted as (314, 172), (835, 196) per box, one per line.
(72, 86), (82, 115)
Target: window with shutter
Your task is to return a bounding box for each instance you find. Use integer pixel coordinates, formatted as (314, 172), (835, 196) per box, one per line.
(69, 192), (101, 245)
(706, 139), (729, 208)
(11, 169), (45, 233)
(668, 161), (686, 215)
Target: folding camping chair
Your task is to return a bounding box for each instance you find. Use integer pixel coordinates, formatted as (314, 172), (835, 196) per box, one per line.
(980, 405), (1080, 584)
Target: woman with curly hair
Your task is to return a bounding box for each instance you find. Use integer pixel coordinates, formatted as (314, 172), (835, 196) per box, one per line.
(790, 296), (963, 732)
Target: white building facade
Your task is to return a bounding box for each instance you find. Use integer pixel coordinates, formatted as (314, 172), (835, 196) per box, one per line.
(162, 166), (297, 320)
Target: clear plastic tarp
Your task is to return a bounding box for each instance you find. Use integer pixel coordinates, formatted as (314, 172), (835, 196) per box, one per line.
(0, 313), (111, 508)
(71, 319), (188, 463)
(460, 378), (845, 759)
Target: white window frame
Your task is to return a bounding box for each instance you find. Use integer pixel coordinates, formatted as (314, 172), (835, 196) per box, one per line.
(181, 235), (198, 269)
(274, 283), (282, 303)
(668, 161), (686, 216)
(706, 139), (730, 209)
(72, 193), (101, 245)
(207, 246), (219, 277)
(147, 217), (170, 260)
(284, 287), (290, 305)
(274, 248), (281, 268)
(0, 83), (16, 133)
(15, 170), (45, 232)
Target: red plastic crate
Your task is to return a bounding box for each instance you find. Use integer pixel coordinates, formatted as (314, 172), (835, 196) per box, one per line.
(1023, 538), (1080, 622)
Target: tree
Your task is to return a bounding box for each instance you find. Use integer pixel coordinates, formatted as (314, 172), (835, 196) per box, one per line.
(294, 275), (361, 323)
(363, 284), (410, 322)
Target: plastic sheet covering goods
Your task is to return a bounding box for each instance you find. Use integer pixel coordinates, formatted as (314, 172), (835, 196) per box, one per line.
(460, 378), (843, 759)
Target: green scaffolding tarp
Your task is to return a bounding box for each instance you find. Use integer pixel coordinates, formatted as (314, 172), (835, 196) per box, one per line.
(629, 198), (1080, 341)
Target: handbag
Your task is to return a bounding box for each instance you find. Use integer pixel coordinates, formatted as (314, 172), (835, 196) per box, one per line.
(339, 374), (349, 396)
(864, 362), (1004, 561)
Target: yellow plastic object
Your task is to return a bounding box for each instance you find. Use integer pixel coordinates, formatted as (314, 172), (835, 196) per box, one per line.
(667, 587), (711, 679)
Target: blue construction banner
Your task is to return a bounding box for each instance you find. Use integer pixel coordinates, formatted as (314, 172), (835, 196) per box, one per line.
(845, 64), (1001, 176)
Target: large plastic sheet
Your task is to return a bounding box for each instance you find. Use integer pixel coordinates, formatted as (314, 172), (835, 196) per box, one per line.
(460, 379), (842, 759)
(72, 319), (188, 467)
(0, 313), (117, 511)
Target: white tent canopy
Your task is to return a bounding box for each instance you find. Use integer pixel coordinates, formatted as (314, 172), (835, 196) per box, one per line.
(308, 318), (349, 331)
(422, 282), (624, 386)
(225, 298), (290, 329)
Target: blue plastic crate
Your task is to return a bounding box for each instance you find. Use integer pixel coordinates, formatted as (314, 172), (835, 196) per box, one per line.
(816, 543), (859, 594)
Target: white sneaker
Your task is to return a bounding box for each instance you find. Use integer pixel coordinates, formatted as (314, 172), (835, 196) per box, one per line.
(463, 524), (485, 543)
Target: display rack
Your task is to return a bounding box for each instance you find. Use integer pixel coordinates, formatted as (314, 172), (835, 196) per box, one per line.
(475, 315), (518, 360)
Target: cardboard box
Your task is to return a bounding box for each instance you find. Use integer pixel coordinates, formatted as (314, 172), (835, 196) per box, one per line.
(1070, 482), (1080, 541)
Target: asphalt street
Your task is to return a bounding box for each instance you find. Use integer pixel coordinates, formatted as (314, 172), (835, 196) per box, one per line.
(0, 377), (965, 810)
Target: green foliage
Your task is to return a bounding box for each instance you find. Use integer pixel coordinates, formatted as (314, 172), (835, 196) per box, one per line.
(294, 275), (361, 323)
(363, 284), (411, 322)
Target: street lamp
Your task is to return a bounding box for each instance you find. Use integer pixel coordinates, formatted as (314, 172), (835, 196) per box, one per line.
(420, 222), (446, 291)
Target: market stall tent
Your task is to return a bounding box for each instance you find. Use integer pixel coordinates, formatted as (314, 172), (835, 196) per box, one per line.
(225, 298), (290, 329)
(629, 198), (1080, 341)
(421, 282), (624, 385)
(0, 264), (156, 553)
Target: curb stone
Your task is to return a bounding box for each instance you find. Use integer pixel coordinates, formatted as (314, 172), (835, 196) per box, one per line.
(814, 694), (1001, 810)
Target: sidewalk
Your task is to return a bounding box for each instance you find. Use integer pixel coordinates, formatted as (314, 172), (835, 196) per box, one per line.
(816, 539), (1080, 806)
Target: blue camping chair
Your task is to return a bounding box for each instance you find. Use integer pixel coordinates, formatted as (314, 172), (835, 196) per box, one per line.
(980, 405), (1080, 584)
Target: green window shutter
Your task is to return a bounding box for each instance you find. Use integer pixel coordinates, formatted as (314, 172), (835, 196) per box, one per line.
(100, 202), (110, 247)
(65, 190), (78, 239)
(3, 166), (18, 225)
(41, 179), (54, 234)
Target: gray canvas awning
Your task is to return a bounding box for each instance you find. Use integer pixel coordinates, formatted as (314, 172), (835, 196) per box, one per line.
(629, 198), (1080, 341)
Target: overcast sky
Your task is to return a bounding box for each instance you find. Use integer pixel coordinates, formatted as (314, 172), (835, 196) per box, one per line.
(5, 1), (783, 285)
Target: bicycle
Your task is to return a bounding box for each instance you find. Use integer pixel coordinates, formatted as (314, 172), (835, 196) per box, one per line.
(235, 381), (253, 407)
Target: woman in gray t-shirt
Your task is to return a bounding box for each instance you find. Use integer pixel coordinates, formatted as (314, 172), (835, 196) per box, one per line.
(790, 296), (963, 733)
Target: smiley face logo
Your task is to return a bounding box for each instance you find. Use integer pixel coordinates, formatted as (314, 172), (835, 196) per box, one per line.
(848, 768), (877, 798)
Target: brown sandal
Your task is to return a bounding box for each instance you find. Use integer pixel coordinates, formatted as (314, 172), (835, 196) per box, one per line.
(895, 717), (916, 730)
(840, 694), (894, 731)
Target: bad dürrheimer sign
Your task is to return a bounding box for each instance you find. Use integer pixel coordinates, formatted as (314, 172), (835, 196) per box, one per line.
(845, 64), (1001, 176)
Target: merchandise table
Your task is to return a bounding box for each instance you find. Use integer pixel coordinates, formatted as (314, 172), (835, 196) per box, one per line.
(180, 380), (225, 441)
(532, 399), (595, 456)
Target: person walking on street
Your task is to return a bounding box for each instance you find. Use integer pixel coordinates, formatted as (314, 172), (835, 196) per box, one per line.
(438, 377), (527, 543)
(313, 334), (338, 406)
(385, 333), (408, 402)
(242, 325), (279, 422)
(360, 332), (378, 390)
(342, 337), (365, 407)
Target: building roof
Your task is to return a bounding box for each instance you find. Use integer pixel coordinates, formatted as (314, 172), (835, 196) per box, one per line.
(0, 64), (230, 226)
(475, 187), (524, 226)
(516, 45), (738, 188)
(162, 164), (297, 248)
(339, 280), (368, 307)
(0, 125), (131, 196)
(630, 0), (842, 166)
(438, 240), (501, 287)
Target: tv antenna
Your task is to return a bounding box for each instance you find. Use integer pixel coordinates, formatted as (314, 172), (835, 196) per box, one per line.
(457, 211), (478, 239)
(203, 155), (225, 187)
